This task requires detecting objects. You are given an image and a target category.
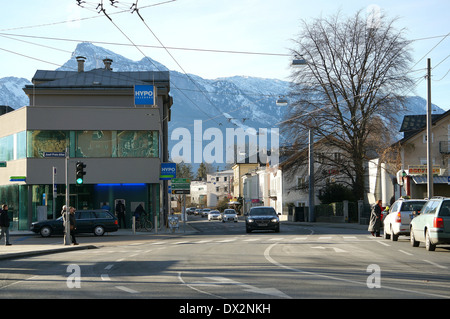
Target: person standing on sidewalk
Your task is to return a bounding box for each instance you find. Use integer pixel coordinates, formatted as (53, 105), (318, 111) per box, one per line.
(0, 204), (12, 246)
(115, 200), (126, 228)
(368, 199), (382, 237)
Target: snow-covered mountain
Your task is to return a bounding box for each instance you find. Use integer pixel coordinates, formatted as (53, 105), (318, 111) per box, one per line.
(0, 42), (445, 168)
(0, 77), (31, 108)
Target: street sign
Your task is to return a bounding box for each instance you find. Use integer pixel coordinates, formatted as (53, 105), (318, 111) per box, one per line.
(172, 189), (190, 194)
(44, 152), (66, 158)
(0, 161), (6, 167)
(172, 178), (190, 194)
(10, 176), (26, 182)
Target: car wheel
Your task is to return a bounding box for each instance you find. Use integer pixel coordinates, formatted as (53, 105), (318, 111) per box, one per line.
(274, 225), (280, 233)
(410, 227), (420, 247)
(391, 226), (398, 241)
(246, 226), (252, 233)
(94, 225), (105, 236)
(40, 226), (52, 237)
(425, 229), (436, 251)
(383, 227), (390, 240)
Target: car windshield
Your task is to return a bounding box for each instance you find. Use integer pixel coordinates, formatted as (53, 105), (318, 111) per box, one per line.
(250, 208), (276, 216)
(224, 210), (235, 214)
(401, 201), (426, 211)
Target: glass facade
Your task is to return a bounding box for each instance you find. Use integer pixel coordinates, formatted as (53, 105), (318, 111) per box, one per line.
(26, 130), (159, 158)
(0, 131), (27, 161)
(0, 130), (161, 230)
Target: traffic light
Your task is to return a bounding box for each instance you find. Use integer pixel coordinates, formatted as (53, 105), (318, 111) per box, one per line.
(75, 161), (86, 185)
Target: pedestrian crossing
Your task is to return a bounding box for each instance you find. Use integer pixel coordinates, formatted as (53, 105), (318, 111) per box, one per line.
(144, 234), (372, 246)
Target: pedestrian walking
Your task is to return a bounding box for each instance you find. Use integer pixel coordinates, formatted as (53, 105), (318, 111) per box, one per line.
(368, 199), (382, 237)
(115, 200), (126, 228)
(68, 206), (78, 245)
(0, 204), (12, 246)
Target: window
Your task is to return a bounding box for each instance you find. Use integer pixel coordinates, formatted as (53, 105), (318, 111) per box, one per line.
(117, 131), (158, 158)
(27, 130), (68, 158)
(27, 130), (159, 158)
(76, 131), (113, 157)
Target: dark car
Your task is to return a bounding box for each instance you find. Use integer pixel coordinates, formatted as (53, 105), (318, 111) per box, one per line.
(30, 209), (119, 237)
(245, 206), (280, 233)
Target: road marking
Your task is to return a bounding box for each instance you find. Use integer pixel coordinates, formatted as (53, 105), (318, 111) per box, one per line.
(268, 237), (284, 241)
(398, 250), (413, 256)
(198, 240), (212, 243)
(244, 238), (259, 242)
(375, 240), (390, 247)
(311, 246), (347, 253)
(173, 241), (189, 245)
(217, 238), (236, 243)
(293, 237), (308, 241)
(423, 260), (448, 269)
(196, 276), (291, 299)
(264, 243), (450, 299)
(318, 236), (333, 240)
(115, 286), (139, 294)
(104, 264), (114, 270)
(101, 274), (111, 281)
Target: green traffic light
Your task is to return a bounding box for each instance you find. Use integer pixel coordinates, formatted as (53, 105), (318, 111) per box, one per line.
(76, 177), (83, 184)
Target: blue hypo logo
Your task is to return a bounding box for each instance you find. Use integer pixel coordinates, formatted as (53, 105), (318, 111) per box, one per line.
(134, 85), (155, 105)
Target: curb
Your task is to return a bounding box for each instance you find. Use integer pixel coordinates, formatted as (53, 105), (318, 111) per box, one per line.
(0, 245), (98, 261)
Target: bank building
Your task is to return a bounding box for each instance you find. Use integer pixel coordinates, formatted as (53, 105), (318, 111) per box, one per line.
(0, 57), (172, 230)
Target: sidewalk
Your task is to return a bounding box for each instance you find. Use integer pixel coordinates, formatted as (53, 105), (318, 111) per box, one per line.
(0, 221), (368, 260)
(0, 224), (198, 260)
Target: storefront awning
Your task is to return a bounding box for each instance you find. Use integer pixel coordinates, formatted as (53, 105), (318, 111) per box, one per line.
(411, 176), (449, 184)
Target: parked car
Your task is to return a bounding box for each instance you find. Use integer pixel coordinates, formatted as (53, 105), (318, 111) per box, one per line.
(208, 210), (221, 221)
(222, 209), (238, 222)
(201, 208), (211, 218)
(30, 209), (119, 237)
(383, 198), (426, 241)
(186, 207), (196, 215)
(245, 206), (280, 233)
(194, 209), (202, 216)
(410, 197), (450, 251)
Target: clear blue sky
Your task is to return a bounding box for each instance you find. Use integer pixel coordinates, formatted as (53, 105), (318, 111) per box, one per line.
(1, 0), (449, 110)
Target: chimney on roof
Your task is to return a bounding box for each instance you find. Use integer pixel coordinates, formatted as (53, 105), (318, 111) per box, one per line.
(103, 58), (113, 71)
(76, 56), (86, 72)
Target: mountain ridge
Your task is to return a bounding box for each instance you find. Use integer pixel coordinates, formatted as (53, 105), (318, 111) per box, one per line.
(0, 42), (445, 168)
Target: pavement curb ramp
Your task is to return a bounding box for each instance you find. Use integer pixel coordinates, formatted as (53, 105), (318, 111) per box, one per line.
(0, 245), (98, 260)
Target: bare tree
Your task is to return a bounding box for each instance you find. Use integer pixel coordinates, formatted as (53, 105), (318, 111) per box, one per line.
(282, 9), (414, 200)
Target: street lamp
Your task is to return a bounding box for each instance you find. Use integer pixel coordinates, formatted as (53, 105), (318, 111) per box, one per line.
(275, 96), (288, 106)
(292, 55), (307, 67)
(276, 56), (315, 221)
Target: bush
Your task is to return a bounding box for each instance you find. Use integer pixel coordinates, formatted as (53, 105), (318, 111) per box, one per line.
(318, 183), (356, 204)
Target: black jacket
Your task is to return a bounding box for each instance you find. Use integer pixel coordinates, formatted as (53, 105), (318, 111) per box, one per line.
(0, 209), (10, 227)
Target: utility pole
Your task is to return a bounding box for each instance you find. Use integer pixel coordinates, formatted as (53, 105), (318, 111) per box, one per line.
(426, 58), (433, 198)
(64, 148), (71, 245)
(308, 129), (315, 222)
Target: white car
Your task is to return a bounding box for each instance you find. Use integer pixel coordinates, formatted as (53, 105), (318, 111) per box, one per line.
(208, 210), (221, 221)
(222, 209), (238, 223)
(383, 198), (426, 241)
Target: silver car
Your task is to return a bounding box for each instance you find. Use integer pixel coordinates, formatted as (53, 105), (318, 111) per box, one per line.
(208, 210), (221, 221)
(383, 199), (426, 241)
(222, 209), (238, 222)
(410, 197), (450, 251)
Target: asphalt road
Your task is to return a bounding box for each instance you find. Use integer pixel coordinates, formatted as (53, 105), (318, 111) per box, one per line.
(1, 216), (449, 302)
